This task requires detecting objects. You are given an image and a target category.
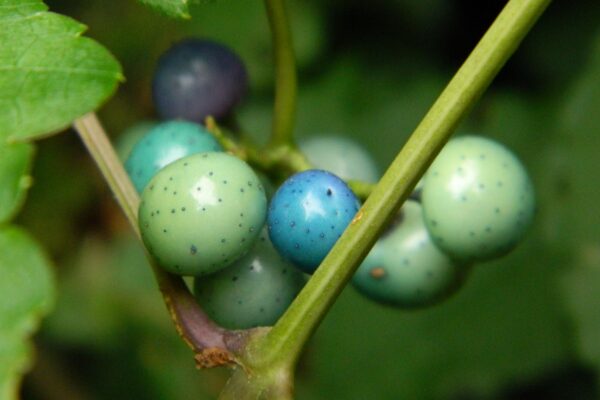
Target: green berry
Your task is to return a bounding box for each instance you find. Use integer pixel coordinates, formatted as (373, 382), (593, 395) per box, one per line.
(138, 152), (267, 276)
(422, 135), (535, 261)
(299, 136), (379, 182)
(353, 201), (468, 308)
(193, 228), (306, 329)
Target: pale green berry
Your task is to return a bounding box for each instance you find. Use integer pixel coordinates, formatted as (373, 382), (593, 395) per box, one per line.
(299, 135), (379, 182)
(139, 152), (267, 276)
(353, 201), (468, 308)
(193, 228), (306, 329)
(422, 135), (535, 261)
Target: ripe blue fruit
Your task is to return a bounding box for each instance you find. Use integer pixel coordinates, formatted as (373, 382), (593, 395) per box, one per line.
(152, 38), (248, 122)
(193, 228), (306, 329)
(353, 201), (469, 308)
(267, 170), (360, 273)
(138, 152), (267, 276)
(299, 135), (379, 182)
(422, 135), (535, 261)
(125, 120), (222, 193)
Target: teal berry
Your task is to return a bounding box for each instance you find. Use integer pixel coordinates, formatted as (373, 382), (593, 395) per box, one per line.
(299, 136), (379, 182)
(353, 201), (469, 308)
(116, 120), (157, 161)
(193, 228), (306, 329)
(138, 152), (267, 276)
(125, 120), (223, 193)
(422, 135), (535, 262)
(267, 170), (361, 273)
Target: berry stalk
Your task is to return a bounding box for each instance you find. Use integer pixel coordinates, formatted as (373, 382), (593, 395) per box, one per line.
(265, 0), (297, 148)
(248, 0), (552, 371)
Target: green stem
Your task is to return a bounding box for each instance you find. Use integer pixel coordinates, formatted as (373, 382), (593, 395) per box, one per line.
(73, 113), (258, 368)
(265, 0), (297, 147)
(251, 0), (552, 370)
(73, 114), (140, 236)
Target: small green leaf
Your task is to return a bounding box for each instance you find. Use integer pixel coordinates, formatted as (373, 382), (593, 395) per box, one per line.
(0, 142), (34, 224)
(0, 226), (55, 399)
(137, 0), (191, 19)
(0, 0), (123, 142)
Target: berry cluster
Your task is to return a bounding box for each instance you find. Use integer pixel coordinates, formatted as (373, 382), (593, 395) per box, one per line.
(124, 38), (536, 330)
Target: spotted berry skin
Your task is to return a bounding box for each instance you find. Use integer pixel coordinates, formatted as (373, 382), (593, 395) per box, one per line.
(299, 136), (379, 182)
(422, 135), (535, 261)
(152, 39), (248, 122)
(125, 121), (223, 193)
(353, 201), (469, 308)
(267, 170), (361, 273)
(139, 152), (266, 276)
(193, 228), (306, 329)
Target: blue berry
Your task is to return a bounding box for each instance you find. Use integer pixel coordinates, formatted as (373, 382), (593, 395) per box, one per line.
(138, 152), (266, 276)
(267, 170), (361, 273)
(422, 135), (535, 261)
(152, 39), (248, 122)
(193, 228), (306, 329)
(125, 120), (222, 193)
(353, 201), (469, 308)
(299, 135), (379, 182)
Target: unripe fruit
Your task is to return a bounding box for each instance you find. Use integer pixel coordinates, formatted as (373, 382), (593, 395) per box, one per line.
(299, 135), (379, 182)
(422, 135), (535, 261)
(353, 201), (469, 308)
(194, 229), (306, 329)
(125, 120), (222, 193)
(116, 120), (157, 161)
(139, 152), (266, 276)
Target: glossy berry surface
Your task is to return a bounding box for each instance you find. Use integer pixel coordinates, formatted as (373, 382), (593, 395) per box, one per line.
(193, 228), (306, 329)
(299, 136), (379, 182)
(139, 152), (266, 276)
(125, 120), (223, 193)
(353, 201), (468, 308)
(422, 135), (535, 261)
(267, 170), (360, 273)
(152, 39), (248, 122)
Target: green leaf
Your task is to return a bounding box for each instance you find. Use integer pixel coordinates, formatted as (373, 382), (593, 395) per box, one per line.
(137, 0), (191, 19)
(0, 0), (123, 142)
(0, 142), (34, 224)
(0, 226), (55, 399)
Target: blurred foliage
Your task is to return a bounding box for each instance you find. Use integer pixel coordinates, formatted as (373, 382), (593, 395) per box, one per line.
(11, 0), (600, 399)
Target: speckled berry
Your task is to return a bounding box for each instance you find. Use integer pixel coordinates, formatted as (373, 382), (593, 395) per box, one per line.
(267, 169), (361, 273)
(422, 135), (535, 261)
(193, 228), (306, 329)
(353, 201), (469, 308)
(152, 38), (248, 122)
(138, 152), (267, 276)
(125, 121), (223, 193)
(299, 135), (379, 182)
